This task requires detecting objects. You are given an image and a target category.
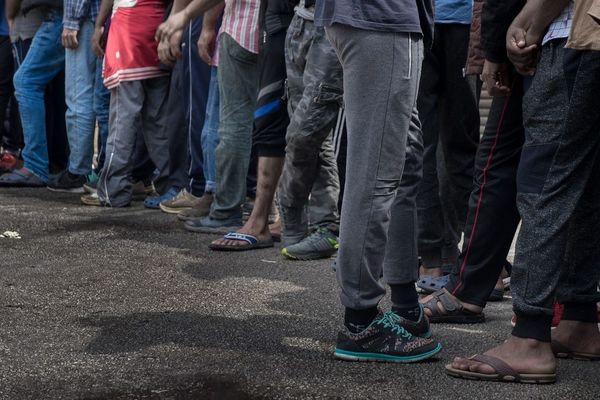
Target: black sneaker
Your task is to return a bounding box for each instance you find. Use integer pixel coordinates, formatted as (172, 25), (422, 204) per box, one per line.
(391, 305), (432, 339)
(334, 311), (442, 363)
(47, 170), (86, 193)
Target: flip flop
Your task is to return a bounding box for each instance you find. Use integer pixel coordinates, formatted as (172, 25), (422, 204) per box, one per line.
(421, 289), (485, 324)
(209, 232), (274, 251)
(551, 340), (600, 361)
(445, 354), (556, 384)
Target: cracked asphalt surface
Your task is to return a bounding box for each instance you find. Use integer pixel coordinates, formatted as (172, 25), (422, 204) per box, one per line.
(1, 188), (599, 399)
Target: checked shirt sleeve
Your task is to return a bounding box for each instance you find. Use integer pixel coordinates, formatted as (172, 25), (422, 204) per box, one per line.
(63, 0), (92, 30)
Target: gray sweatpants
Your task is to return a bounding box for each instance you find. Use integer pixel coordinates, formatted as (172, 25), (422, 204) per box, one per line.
(98, 77), (170, 207)
(326, 25), (424, 310)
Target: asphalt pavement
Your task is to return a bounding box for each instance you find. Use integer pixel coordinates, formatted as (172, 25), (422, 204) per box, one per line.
(1, 188), (599, 400)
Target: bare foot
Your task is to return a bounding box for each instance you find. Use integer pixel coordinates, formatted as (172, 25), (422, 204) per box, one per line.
(419, 266), (443, 278)
(211, 220), (271, 248)
(450, 336), (556, 375)
(494, 276), (504, 291)
(269, 219), (281, 239)
(420, 288), (482, 316)
(552, 320), (600, 356)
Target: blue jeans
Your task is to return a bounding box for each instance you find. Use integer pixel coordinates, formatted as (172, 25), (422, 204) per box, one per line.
(13, 11), (65, 181)
(65, 19), (109, 176)
(201, 66), (219, 194)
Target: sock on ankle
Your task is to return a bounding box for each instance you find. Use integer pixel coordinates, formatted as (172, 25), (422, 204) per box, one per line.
(390, 284), (420, 321)
(344, 307), (378, 333)
(393, 305), (422, 322)
(562, 302), (598, 323)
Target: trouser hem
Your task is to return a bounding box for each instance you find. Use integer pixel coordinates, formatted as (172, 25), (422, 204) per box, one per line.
(512, 311), (552, 342)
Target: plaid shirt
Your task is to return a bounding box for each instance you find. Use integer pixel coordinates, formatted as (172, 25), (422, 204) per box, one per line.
(542, 0), (574, 45)
(63, 0), (102, 30)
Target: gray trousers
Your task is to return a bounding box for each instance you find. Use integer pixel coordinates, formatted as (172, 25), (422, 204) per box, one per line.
(98, 77), (170, 207)
(326, 24), (424, 310)
(513, 41), (600, 321)
(210, 33), (259, 220)
(278, 15), (342, 236)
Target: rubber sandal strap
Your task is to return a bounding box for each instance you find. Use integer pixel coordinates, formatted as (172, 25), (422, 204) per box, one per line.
(470, 354), (519, 379)
(223, 232), (258, 245)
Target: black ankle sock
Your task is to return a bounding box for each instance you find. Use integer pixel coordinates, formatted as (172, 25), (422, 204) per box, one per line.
(344, 307), (379, 333)
(562, 302), (598, 323)
(393, 305), (422, 322)
(389, 283), (420, 322)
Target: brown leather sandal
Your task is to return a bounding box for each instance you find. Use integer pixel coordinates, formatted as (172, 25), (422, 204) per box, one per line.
(421, 289), (485, 323)
(445, 354), (556, 384)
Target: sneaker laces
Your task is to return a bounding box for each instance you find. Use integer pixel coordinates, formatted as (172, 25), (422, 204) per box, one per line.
(304, 227), (337, 246)
(376, 312), (413, 339)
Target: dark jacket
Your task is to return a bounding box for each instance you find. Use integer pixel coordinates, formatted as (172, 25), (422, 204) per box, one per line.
(21, 0), (62, 14)
(481, 0), (525, 63)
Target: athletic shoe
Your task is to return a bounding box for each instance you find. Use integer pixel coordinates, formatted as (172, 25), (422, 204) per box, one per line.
(177, 193), (214, 221)
(334, 311), (442, 363)
(281, 227), (339, 260)
(144, 187), (179, 209)
(390, 305), (432, 338)
(47, 170), (86, 193)
(80, 193), (102, 206)
(159, 189), (203, 214)
(84, 179), (153, 200)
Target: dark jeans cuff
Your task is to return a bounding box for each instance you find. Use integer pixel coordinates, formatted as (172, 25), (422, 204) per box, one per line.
(512, 311), (552, 342)
(562, 302), (598, 323)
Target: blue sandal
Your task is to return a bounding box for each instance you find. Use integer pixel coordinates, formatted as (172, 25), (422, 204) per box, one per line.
(209, 232), (274, 251)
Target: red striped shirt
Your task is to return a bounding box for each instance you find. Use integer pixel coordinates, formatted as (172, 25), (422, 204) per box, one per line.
(219, 0), (261, 55)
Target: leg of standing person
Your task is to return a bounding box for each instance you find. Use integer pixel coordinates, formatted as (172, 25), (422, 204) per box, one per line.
(421, 76), (524, 321)
(177, 65), (218, 221)
(160, 19), (213, 215)
(183, 33), (258, 232)
(140, 76), (170, 195)
(278, 16), (342, 259)
(0, 35), (14, 156)
(96, 81), (145, 207)
(326, 23), (442, 362)
(48, 20), (98, 193)
(415, 29), (444, 276)
(437, 24), (481, 264)
(210, 24), (288, 250)
(93, 58), (110, 177)
(0, 11), (64, 187)
(448, 42), (600, 384)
